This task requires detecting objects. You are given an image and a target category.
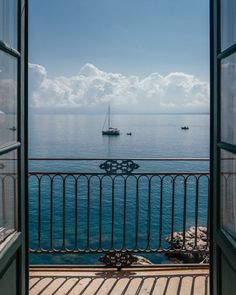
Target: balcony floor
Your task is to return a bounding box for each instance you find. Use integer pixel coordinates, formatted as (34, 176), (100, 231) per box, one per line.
(29, 265), (209, 295)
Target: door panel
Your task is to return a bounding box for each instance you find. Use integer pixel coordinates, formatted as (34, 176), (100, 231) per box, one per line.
(221, 253), (236, 294)
(0, 257), (17, 295)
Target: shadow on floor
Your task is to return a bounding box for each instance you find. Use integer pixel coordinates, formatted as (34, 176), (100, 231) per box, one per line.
(29, 268), (209, 295)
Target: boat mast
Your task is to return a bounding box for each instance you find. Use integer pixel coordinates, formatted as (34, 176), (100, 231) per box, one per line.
(108, 104), (110, 129)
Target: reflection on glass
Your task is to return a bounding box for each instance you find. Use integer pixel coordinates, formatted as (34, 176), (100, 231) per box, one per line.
(221, 149), (236, 241)
(221, 0), (236, 51)
(221, 54), (236, 145)
(0, 51), (17, 147)
(0, 0), (17, 49)
(0, 150), (17, 244)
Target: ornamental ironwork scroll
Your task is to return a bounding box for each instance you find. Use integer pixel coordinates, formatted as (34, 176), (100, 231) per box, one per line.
(99, 159), (139, 174)
(99, 252), (138, 269)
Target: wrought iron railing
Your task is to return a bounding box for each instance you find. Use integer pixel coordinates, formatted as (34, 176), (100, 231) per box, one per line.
(28, 158), (209, 267)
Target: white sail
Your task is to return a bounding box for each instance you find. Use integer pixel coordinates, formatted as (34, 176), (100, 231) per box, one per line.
(102, 105), (120, 136)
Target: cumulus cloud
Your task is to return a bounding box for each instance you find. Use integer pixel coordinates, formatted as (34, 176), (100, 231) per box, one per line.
(29, 63), (209, 113)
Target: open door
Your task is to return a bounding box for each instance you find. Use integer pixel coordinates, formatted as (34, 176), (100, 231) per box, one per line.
(211, 0), (236, 294)
(0, 1), (28, 294)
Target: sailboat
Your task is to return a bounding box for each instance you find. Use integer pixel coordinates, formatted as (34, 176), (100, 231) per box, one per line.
(102, 105), (120, 136)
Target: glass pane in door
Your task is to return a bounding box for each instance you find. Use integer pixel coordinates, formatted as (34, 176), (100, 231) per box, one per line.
(221, 149), (236, 240)
(0, 0), (18, 49)
(0, 51), (17, 148)
(221, 53), (236, 145)
(0, 149), (17, 244)
(221, 0), (236, 51)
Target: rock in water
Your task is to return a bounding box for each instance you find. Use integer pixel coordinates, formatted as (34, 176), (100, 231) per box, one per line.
(133, 256), (153, 266)
(165, 226), (209, 263)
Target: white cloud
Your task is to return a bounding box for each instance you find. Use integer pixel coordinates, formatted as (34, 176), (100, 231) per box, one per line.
(29, 63), (209, 113)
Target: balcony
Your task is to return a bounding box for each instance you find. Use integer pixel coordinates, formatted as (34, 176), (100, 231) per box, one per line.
(28, 158), (209, 294)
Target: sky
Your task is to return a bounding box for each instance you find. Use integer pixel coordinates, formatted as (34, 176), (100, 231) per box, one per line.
(29, 0), (210, 113)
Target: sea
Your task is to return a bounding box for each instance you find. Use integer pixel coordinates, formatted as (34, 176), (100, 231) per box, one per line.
(29, 113), (210, 265)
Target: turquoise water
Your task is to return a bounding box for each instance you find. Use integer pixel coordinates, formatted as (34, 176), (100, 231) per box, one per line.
(29, 114), (209, 265)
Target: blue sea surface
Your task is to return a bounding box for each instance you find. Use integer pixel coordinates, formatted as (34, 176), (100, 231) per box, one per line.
(29, 114), (210, 265)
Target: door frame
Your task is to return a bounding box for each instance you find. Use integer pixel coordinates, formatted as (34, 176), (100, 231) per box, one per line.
(210, 0), (236, 294)
(0, 0), (28, 294)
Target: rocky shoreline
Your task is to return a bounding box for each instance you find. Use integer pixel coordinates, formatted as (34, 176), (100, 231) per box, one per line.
(165, 226), (209, 263)
(102, 226), (210, 267)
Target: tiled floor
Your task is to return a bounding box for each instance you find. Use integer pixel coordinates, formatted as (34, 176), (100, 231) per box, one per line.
(29, 266), (209, 295)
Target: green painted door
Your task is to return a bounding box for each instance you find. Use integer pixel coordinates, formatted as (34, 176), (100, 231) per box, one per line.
(211, 0), (236, 294)
(0, 1), (28, 294)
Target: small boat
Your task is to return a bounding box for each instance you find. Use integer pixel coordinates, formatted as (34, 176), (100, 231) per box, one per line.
(181, 126), (189, 130)
(102, 105), (120, 136)
(127, 132), (132, 136)
(9, 126), (17, 131)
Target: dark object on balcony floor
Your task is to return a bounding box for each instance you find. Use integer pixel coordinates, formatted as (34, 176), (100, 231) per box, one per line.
(99, 252), (138, 270)
(165, 226), (209, 263)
